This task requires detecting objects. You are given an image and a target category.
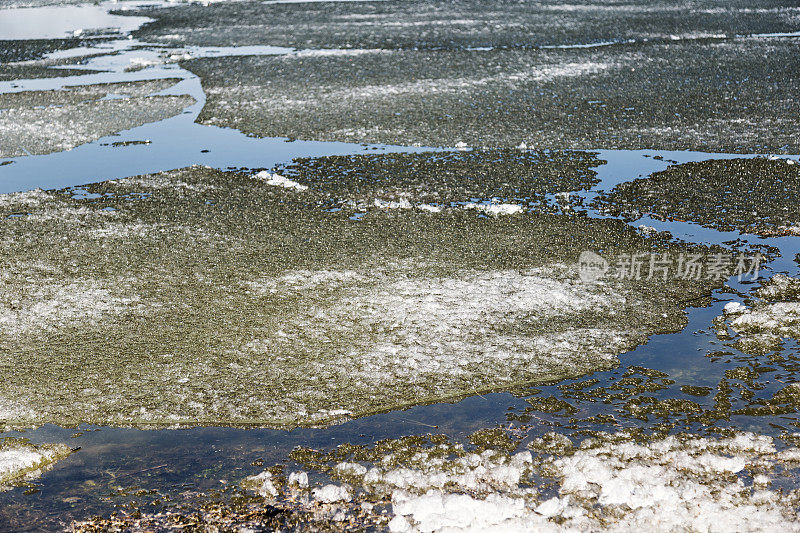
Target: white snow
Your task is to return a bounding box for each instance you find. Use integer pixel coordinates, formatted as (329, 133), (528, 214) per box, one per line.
(252, 171), (309, 191)
(290, 49), (386, 58)
(779, 224), (800, 236)
(129, 56), (162, 68)
(360, 449), (533, 495)
(368, 200), (444, 213)
(716, 275), (800, 350)
(0, 188), (50, 208)
(237, 264), (647, 422)
(381, 432), (800, 532)
(334, 462), (368, 476)
(637, 224), (658, 236)
(555, 192), (571, 202)
(0, 278), (142, 335)
(109, 171), (216, 193)
(243, 269), (366, 294)
(729, 302), (800, 334)
(756, 274), (800, 301)
(391, 491), (531, 532)
(0, 92), (193, 158)
(463, 202), (524, 216)
(374, 198), (413, 209)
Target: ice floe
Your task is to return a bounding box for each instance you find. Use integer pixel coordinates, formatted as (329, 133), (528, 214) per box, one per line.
(715, 275), (800, 353)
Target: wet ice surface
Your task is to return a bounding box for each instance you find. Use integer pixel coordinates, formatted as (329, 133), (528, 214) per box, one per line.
(0, 164), (728, 429)
(129, 0), (800, 153)
(1, 1), (800, 531)
(0, 438), (71, 490)
(183, 41), (800, 152)
(0, 79), (194, 157)
(597, 158), (800, 237)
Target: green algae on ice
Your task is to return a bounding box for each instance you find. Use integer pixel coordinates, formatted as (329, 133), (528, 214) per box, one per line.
(0, 37), (107, 82)
(714, 275), (800, 356)
(0, 79), (194, 158)
(125, 0), (800, 50)
(0, 163), (727, 428)
(277, 149), (602, 210)
(182, 38), (800, 153)
(139, 0), (800, 152)
(598, 158), (800, 236)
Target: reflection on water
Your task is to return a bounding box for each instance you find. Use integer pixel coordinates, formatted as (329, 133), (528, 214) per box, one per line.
(0, 2), (151, 40)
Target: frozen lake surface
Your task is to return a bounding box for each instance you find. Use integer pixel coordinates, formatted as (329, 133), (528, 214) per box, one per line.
(1, 1), (800, 530)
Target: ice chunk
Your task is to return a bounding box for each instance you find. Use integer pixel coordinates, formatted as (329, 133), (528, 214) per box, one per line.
(312, 484), (351, 503)
(253, 171), (309, 191)
(463, 202), (524, 216)
(0, 439), (72, 489)
(242, 471), (278, 497)
(288, 471), (309, 488)
(724, 302), (747, 315)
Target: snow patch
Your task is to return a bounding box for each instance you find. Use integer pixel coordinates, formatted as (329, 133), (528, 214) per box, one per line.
(374, 198), (413, 210)
(0, 279), (142, 336)
(383, 432), (800, 532)
(253, 171), (309, 191)
(463, 202), (524, 216)
(724, 302), (747, 315)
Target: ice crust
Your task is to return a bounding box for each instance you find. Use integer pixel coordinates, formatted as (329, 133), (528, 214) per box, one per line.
(0, 166), (721, 428)
(716, 275), (800, 353)
(0, 439), (72, 490)
(310, 433), (800, 532)
(253, 171), (309, 191)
